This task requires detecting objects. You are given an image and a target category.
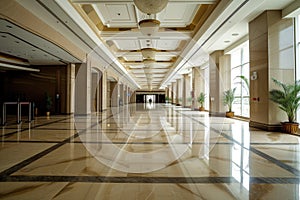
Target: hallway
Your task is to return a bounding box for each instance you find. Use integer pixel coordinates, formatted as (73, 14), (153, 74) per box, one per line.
(0, 104), (299, 199)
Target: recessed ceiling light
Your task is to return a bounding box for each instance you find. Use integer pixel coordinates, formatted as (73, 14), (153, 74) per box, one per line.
(224, 40), (230, 43)
(1, 35), (6, 38)
(232, 33), (239, 36)
(32, 49), (36, 51)
(15, 41), (19, 43)
(6, 25), (12, 28)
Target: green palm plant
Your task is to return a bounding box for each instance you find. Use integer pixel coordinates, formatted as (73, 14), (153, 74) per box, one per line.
(235, 75), (249, 95)
(197, 92), (206, 107)
(269, 78), (300, 123)
(223, 88), (236, 112)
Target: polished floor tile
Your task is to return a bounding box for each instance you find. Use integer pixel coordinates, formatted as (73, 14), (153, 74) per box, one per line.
(1, 103), (300, 199)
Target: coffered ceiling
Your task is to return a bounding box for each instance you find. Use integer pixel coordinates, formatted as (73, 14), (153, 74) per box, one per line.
(71, 0), (218, 90)
(0, 0), (296, 90)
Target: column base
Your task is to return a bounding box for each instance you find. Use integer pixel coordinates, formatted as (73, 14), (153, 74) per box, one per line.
(209, 112), (226, 117)
(249, 121), (281, 132)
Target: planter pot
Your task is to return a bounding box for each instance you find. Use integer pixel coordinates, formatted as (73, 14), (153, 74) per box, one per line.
(226, 111), (234, 118)
(199, 106), (205, 111)
(46, 111), (50, 116)
(281, 122), (299, 134)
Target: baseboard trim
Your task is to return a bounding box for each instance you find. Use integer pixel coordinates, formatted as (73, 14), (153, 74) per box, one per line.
(249, 121), (281, 131)
(209, 112), (226, 117)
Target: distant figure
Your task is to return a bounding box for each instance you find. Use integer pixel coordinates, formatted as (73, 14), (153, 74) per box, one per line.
(149, 98), (152, 104)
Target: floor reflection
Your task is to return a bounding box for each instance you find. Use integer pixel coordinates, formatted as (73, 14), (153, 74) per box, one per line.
(0, 103), (300, 199)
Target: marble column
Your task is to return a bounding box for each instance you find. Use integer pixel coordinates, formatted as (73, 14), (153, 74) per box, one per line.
(101, 71), (107, 111)
(110, 81), (118, 107)
(209, 51), (231, 116)
(91, 71), (99, 112)
(130, 90), (136, 103)
(75, 63), (91, 115)
(249, 10), (295, 130)
(124, 86), (129, 105)
(176, 78), (182, 105)
(182, 74), (191, 108)
(172, 82), (177, 104)
(119, 83), (124, 106)
(66, 63), (75, 114)
(168, 85), (172, 101)
(192, 67), (201, 110)
(165, 87), (169, 102)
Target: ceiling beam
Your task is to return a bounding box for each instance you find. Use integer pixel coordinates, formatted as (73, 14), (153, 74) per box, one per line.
(115, 51), (180, 57)
(101, 31), (192, 41)
(71, 0), (216, 4)
(0, 62), (40, 72)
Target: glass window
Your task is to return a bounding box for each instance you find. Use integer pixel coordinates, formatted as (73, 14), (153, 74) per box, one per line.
(296, 15), (300, 122)
(230, 41), (250, 117)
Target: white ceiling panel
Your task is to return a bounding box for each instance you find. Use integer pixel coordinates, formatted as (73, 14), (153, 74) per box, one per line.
(156, 40), (181, 50)
(94, 3), (137, 27)
(113, 39), (140, 50)
(158, 3), (199, 27)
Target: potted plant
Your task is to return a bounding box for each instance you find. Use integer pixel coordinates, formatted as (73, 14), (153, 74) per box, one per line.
(177, 98), (182, 106)
(197, 92), (206, 111)
(187, 96), (193, 108)
(269, 78), (300, 134)
(223, 88), (236, 118)
(165, 96), (170, 103)
(45, 93), (53, 116)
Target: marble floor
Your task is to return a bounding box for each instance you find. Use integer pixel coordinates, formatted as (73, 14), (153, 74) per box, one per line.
(1, 103), (300, 199)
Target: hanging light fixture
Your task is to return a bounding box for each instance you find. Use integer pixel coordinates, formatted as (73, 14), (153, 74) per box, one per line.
(143, 59), (155, 68)
(133, 0), (168, 14)
(141, 48), (156, 59)
(139, 19), (160, 36)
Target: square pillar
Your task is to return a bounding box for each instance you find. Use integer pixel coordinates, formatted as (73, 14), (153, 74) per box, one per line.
(101, 71), (107, 111)
(209, 51), (231, 115)
(66, 63), (75, 114)
(75, 63), (91, 115)
(249, 10), (295, 130)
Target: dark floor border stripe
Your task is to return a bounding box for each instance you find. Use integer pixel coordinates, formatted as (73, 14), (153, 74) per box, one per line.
(250, 142), (300, 145)
(2, 176), (299, 184)
(34, 128), (76, 130)
(173, 107), (300, 177)
(0, 112), (119, 178)
(250, 177), (300, 184)
(1, 117), (71, 138)
(0, 132), (79, 179)
(3, 140), (63, 144)
(0, 140), (234, 145)
(2, 176), (237, 184)
(250, 147), (300, 176)
(4, 140), (298, 146)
